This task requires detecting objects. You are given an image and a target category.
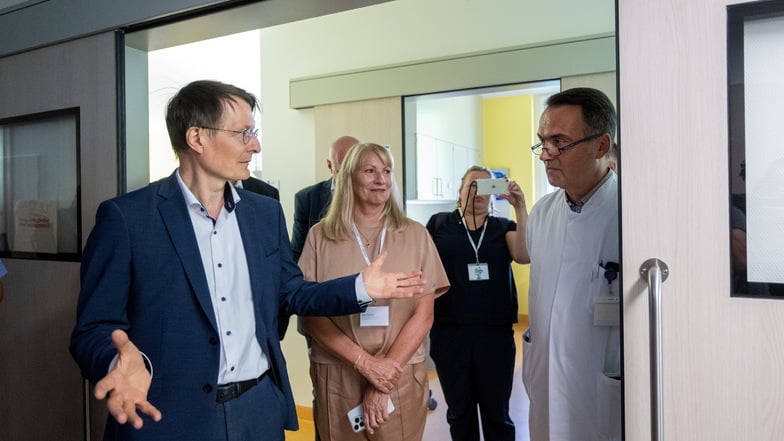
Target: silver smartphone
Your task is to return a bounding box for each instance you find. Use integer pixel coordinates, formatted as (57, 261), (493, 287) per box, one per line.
(347, 398), (395, 432)
(474, 177), (508, 195)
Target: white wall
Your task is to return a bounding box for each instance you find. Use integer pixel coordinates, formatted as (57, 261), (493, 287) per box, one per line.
(259, 0), (614, 223)
(417, 95), (483, 151)
(147, 30), (262, 183)
(257, 0), (615, 406)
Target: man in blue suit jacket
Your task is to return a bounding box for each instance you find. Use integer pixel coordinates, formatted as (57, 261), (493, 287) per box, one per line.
(70, 80), (424, 441)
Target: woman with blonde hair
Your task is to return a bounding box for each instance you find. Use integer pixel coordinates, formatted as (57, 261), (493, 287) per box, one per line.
(300, 142), (449, 440)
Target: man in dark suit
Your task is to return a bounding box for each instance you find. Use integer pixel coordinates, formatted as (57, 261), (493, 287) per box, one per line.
(69, 81), (423, 441)
(239, 176), (279, 200)
(290, 135), (357, 262)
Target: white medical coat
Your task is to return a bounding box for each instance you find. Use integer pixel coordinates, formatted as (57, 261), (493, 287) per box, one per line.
(523, 172), (621, 441)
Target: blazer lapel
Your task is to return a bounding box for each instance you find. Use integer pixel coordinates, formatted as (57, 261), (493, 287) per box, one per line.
(235, 200), (271, 345)
(156, 174), (218, 333)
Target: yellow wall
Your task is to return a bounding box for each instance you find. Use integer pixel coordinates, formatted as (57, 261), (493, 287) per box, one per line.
(482, 95), (536, 315)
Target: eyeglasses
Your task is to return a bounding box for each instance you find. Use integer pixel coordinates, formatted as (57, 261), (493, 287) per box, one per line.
(531, 133), (604, 156)
(201, 126), (259, 144)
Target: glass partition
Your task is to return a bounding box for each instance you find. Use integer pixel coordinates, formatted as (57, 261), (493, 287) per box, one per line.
(728, 0), (784, 296)
(0, 108), (81, 260)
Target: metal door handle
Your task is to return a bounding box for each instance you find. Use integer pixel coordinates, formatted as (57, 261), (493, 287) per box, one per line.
(639, 258), (669, 441)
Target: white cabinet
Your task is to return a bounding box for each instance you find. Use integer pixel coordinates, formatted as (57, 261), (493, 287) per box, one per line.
(415, 133), (479, 200)
(452, 143), (481, 187)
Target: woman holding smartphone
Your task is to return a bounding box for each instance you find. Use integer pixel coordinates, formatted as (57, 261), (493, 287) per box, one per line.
(425, 165), (529, 441)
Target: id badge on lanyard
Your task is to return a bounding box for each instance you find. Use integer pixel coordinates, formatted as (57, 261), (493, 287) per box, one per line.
(463, 216), (490, 282)
(353, 222), (390, 327)
(467, 262), (490, 281)
(360, 305), (390, 326)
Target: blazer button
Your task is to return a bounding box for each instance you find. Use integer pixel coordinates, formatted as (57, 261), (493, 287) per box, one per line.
(203, 384), (213, 393)
(209, 336), (218, 345)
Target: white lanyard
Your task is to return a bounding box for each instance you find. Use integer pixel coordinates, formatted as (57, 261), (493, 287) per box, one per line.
(352, 221), (387, 266)
(461, 215), (488, 263)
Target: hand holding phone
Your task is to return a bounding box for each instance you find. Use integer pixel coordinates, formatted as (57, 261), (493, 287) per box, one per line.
(474, 177), (509, 195)
(347, 398), (396, 432)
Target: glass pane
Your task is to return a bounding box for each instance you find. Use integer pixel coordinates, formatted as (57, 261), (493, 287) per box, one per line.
(0, 108), (80, 260)
(727, 0), (784, 296)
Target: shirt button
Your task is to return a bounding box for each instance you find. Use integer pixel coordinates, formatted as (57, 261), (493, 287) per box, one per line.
(217, 263), (223, 268)
(221, 297), (227, 302)
(226, 331), (232, 336)
(230, 366), (235, 372)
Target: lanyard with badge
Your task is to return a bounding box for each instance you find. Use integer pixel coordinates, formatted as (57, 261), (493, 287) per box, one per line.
(462, 215), (490, 281)
(352, 222), (390, 327)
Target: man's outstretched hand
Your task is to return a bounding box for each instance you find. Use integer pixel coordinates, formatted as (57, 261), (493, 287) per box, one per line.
(361, 252), (426, 300)
(94, 330), (162, 429)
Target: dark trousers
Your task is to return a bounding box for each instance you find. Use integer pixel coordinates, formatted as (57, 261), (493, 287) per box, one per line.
(430, 325), (516, 441)
(214, 374), (287, 441)
(105, 373), (288, 441)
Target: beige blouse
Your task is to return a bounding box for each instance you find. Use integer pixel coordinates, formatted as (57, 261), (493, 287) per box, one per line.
(298, 219), (450, 365)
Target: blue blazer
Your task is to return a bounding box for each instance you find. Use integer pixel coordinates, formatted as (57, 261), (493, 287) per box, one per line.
(70, 173), (360, 440)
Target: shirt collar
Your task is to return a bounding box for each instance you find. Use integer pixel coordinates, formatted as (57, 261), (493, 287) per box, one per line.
(175, 169), (240, 213)
(565, 169), (613, 213)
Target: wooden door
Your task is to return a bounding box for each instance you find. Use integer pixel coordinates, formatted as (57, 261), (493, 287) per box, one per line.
(619, 0), (784, 439)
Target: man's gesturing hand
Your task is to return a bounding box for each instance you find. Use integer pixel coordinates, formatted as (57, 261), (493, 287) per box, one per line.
(94, 330), (162, 429)
(361, 252), (426, 300)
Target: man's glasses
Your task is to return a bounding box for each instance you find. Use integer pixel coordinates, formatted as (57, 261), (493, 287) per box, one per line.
(201, 126), (259, 144)
(531, 133), (604, 156)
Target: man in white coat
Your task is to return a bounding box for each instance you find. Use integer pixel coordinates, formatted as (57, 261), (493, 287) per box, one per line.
(523, 87), (620, 441)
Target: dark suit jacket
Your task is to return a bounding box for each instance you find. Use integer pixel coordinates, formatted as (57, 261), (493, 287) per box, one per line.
(241, 176), (288, 339)
(290, 178), (332, 262)
(70, 173), (361, 441)
(241, 176), (279, 200)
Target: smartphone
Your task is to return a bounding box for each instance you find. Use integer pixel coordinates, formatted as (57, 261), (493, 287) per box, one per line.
(346, 398), (396, 432)
(474, 177), (508, 195)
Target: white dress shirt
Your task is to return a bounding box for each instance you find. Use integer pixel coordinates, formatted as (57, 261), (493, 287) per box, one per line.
(177, 171), (269, 384)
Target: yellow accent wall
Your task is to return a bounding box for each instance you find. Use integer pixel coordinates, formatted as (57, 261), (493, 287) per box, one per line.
(483, 95), (536, 315)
